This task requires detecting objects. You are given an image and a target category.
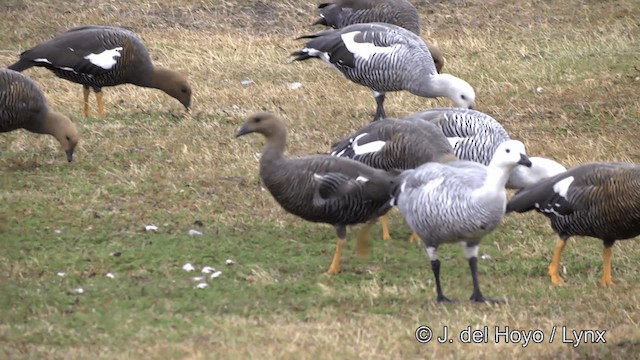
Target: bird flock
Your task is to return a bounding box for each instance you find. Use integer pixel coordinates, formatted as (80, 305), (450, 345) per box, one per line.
(2, 0), (639, 303)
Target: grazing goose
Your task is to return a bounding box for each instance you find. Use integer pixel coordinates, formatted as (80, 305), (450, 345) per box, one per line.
(407, 108), (567, 189)
(506, 162), (640, 286)
(312, 0), (446, 73)
(8, 25), (192, 117)
(331, 118), (457, 242)
(394, 140), (532, 302)
(291, 23), (474, 121)
(0, 69), (79, 162)
(236, 112), (400, 274)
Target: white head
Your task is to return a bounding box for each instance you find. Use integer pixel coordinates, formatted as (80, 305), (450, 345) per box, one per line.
(489, 140), (531, 170)
(440, 74), (476, 109)
(507, 157), (567, 189)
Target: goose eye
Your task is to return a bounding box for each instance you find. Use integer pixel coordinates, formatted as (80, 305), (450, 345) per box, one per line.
(505, 149), (511, 153)
(461, 95), (467, 100)
(181, 87), (188, 93)
(66, 136), (71, 141)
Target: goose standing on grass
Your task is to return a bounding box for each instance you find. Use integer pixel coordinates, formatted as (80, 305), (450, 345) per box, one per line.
(236, 112), (400, 275)
(394, 140), (532, 303)
(311, 0), (446, 73)
(291, 23), (475, 121)
(8, 25), (192, 117)
(331, 118), (457, 243)
(0, 69), (79, 162)
(407, 108), (567, 188)
(506, 162), (640, 286)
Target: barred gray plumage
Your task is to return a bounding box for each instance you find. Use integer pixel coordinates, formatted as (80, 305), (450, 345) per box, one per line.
(394, 140), (532, 302)
(407, 108), (567, 188)
(8, 25), (191, 117)
(0, 69), (79, 162)
(311, 0), (446, 73)
(506, 162), (640, 286)
(291, 23), (474, 121)
(236, 112), (400, 275)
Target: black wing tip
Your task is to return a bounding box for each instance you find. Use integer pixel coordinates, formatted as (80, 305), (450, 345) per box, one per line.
(317, 2), (332, 9)
(290, 50), (312, 62)
(312, 17), (328, 26)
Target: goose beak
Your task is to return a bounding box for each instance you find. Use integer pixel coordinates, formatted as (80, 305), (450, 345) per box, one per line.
(518, 154), (532, 167)
(65, 149), (74, 162)
(236, 125), (251, 138)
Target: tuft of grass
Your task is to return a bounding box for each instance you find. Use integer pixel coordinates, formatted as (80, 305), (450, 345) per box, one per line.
(1, 0), (640, 358)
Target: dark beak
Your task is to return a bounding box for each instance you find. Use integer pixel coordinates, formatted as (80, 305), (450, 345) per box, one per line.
(518, 154), (532, 167)
(66, 149), (74, 162)
(182, 98), (191, 111)
(235, 125), (251, 138)
(468, 105), (474, 110)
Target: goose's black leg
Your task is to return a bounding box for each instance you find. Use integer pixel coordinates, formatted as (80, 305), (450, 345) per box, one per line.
(373, 91), (386, 121)
(425, 246), (452, 302)
(465, 242), (503, 303)
(431, 259), (452, 303)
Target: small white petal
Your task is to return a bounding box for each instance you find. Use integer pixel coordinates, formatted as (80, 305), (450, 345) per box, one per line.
(188, 229), (203, 236)
(145, 224), (158, 231)
(287, 82), (302, 90)
(196, 282), (208, 289)
(201, 266), (215, 274)
(54, 229), (62, 234)
(241, 79), (255, 86)
(191, 276), (205, 281)
(106, 272), (115, 279)
(535, 86), (544, 94)
(480, 254), (492, 260)
(210, 270), (222, 279)
(57, 272), (66, 277)
(75, 287), (84, 294)
(182, 263), (195, 272)
(225, 259), (235, 266)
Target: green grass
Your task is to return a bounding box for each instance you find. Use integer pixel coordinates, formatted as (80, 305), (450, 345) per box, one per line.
(1, 0), (640, 358)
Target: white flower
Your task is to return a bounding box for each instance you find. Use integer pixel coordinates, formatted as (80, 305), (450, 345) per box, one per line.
(210, 271), (222, 279)
(182, 263), (195, 272)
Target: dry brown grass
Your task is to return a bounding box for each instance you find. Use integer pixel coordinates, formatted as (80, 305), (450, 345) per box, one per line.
(1, 0), (640, 358)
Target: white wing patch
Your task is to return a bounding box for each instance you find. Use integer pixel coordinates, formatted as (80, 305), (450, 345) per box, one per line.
(303, 47), (330, 63)
(84, 47), (123, 69)
(553, 176), (574, 199)
(421, 177), (445, 194)
(33, 58), (52, 64)
(356, 176), (369, 182)
(341, 31), (395, 61)
(352, 133), (385, 155)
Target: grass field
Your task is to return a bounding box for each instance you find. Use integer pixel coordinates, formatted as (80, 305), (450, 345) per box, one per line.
(1, 0), (639, 358)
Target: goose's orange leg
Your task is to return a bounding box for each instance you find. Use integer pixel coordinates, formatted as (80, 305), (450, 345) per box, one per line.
(548, 238), (567, 285)
(380, 214), (392, 241)
(599, 246), (614, 286)
(96, 91), (105, 117)
(326, 237), (346, 275)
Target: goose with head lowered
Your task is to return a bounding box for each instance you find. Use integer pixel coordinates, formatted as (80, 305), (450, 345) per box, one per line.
(236, 112), (400, 274)
(406, 108), (567, 189)
(292, 23), (474, 121)
(393, 140), (532, 303)
(507, 162), (640, 286)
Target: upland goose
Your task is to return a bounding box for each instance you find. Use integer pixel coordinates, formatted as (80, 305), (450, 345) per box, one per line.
(291, 23), (474, 121)
(407, 108), (567, 189)
(236, 112), (400, 274)
(0, 69), (79, 162)
(8, 25), (192, 117)
(331, 117), (457, 242)
(506, 162), (640, 286)
(394, 140), (532, 302)
(312, 0), (446, 73)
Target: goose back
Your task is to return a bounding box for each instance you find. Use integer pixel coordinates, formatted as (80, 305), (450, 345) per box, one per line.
(0, 69), (47, 132)
(9, 25), (154, 89)
(331, 118), (455, 170)
(315, 0), (421, 35)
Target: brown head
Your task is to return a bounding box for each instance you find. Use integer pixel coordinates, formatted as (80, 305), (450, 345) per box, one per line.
(43, 111), (80, 162)
(236, 112), (287, 140)
(426, 43), (445, 74)
(151, 67), (192, 110)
